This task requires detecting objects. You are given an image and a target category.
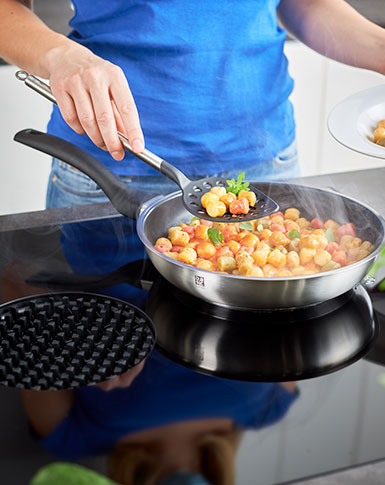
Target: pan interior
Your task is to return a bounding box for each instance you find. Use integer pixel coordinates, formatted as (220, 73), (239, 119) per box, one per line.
(140, 183), (384, 252)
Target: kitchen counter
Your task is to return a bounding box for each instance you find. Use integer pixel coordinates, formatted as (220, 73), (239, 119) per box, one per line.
(1, 167), (385, 484)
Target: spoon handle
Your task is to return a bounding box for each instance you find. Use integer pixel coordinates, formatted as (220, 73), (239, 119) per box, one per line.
(117, 131), (190, 188)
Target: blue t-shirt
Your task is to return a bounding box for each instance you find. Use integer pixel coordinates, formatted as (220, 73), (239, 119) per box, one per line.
(47, 0), (295, 176)
(40, 350), (298, 461)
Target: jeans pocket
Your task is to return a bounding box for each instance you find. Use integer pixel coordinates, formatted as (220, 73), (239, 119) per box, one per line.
(46, 158), (109, 208)
(55, 159), (106, 198)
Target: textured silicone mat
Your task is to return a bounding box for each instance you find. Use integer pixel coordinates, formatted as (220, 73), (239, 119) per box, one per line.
(0, 292), (155, 390)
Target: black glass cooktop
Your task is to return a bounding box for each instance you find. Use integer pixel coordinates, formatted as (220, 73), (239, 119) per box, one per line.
(1, 206), (385, 485)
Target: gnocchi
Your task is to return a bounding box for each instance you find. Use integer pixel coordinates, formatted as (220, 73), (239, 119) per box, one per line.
(200, 172), (256, 217)
(154, 208), (375, 277)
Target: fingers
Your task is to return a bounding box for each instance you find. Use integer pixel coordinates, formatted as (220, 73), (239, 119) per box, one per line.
(110, 78), (144, 153)
(69, 83), (110, 152)
(51, 88), (86, 135)
(78, 82), (125, 160)
(111, 101), (127, 136)
(53, 79), (109, 153)
(50, 59), (144, 161)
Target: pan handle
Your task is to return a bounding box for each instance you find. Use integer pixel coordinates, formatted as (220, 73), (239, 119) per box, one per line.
(13, 129), (149, 219)
(25, 259), (158, 292)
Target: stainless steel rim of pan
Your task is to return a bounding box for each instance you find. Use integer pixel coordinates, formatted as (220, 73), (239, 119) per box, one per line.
(137, 182), (385, 309)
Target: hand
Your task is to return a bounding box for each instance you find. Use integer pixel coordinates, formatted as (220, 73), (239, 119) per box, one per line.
(96, 359), (146, 392)
(44, 42), (144, 161)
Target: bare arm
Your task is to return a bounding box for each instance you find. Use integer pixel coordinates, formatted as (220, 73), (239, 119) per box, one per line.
(20, 362), (146, 436)
(0, 0), (144, 160)
(21, 389), (74, 437)
(0, 0), (69, 78)
(278, 0), (385, 76)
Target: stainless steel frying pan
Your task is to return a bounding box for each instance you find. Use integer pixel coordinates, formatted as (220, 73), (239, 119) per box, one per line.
(14, 129), (385, 309)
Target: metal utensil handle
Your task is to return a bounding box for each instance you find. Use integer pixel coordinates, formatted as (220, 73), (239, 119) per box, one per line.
(15, 71), (190, 188)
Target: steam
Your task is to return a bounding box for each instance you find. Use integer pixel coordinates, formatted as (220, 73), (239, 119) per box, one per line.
(268, 177), (381, 246)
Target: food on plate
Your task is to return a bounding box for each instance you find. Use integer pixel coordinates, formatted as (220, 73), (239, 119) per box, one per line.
(154, 207), (375, 277)
(373, 119), (385, 147)
(201, 172), (256, 217)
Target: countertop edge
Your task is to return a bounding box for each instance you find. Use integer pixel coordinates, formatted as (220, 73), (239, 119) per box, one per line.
(1, 167), (384, 232)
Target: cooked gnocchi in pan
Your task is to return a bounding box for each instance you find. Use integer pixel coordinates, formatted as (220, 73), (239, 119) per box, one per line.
(154, 207), (375, 277)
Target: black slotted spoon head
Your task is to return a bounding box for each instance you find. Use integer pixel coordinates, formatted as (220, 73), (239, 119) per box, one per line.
(16, 71), (280, 222)
(178, 176), (279, 223)
(117, 132), (280, 222)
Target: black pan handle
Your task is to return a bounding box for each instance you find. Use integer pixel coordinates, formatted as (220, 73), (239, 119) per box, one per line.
(14, 129), (150, 219)
(26, 259), (159, 291)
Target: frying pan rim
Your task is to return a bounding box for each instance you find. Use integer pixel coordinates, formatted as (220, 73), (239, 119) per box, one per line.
(137, 183), (385, 282)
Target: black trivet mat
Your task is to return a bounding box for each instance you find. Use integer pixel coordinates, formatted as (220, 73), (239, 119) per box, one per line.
(0, 292), (155, 390)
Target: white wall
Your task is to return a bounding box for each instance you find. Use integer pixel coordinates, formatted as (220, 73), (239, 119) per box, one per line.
(0, 42), (384, 215)
(0, 66), (52, 215)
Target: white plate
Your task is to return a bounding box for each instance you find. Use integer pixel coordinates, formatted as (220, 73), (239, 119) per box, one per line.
(328, 84), (385, 159)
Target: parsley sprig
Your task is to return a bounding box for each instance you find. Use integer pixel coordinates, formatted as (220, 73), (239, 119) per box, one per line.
(208, 228), (224, 246)
(287, 229), (301, 239)
(239, 222), (253, 231)
(226, 172), (250, 195)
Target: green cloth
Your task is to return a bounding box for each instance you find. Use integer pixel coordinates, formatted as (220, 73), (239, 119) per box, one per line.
(30, 463), (118, 485)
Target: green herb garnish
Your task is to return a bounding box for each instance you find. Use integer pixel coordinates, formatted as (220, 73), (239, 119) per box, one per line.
(287, 229), (301, 239)
(208, 227), (224, 246)
(257, 223), (264, 232)
(325, 228), (334, 242)
(225, 172), (250, 195)
(240, 222), (253, 231)
(190, 216), (200, 223)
